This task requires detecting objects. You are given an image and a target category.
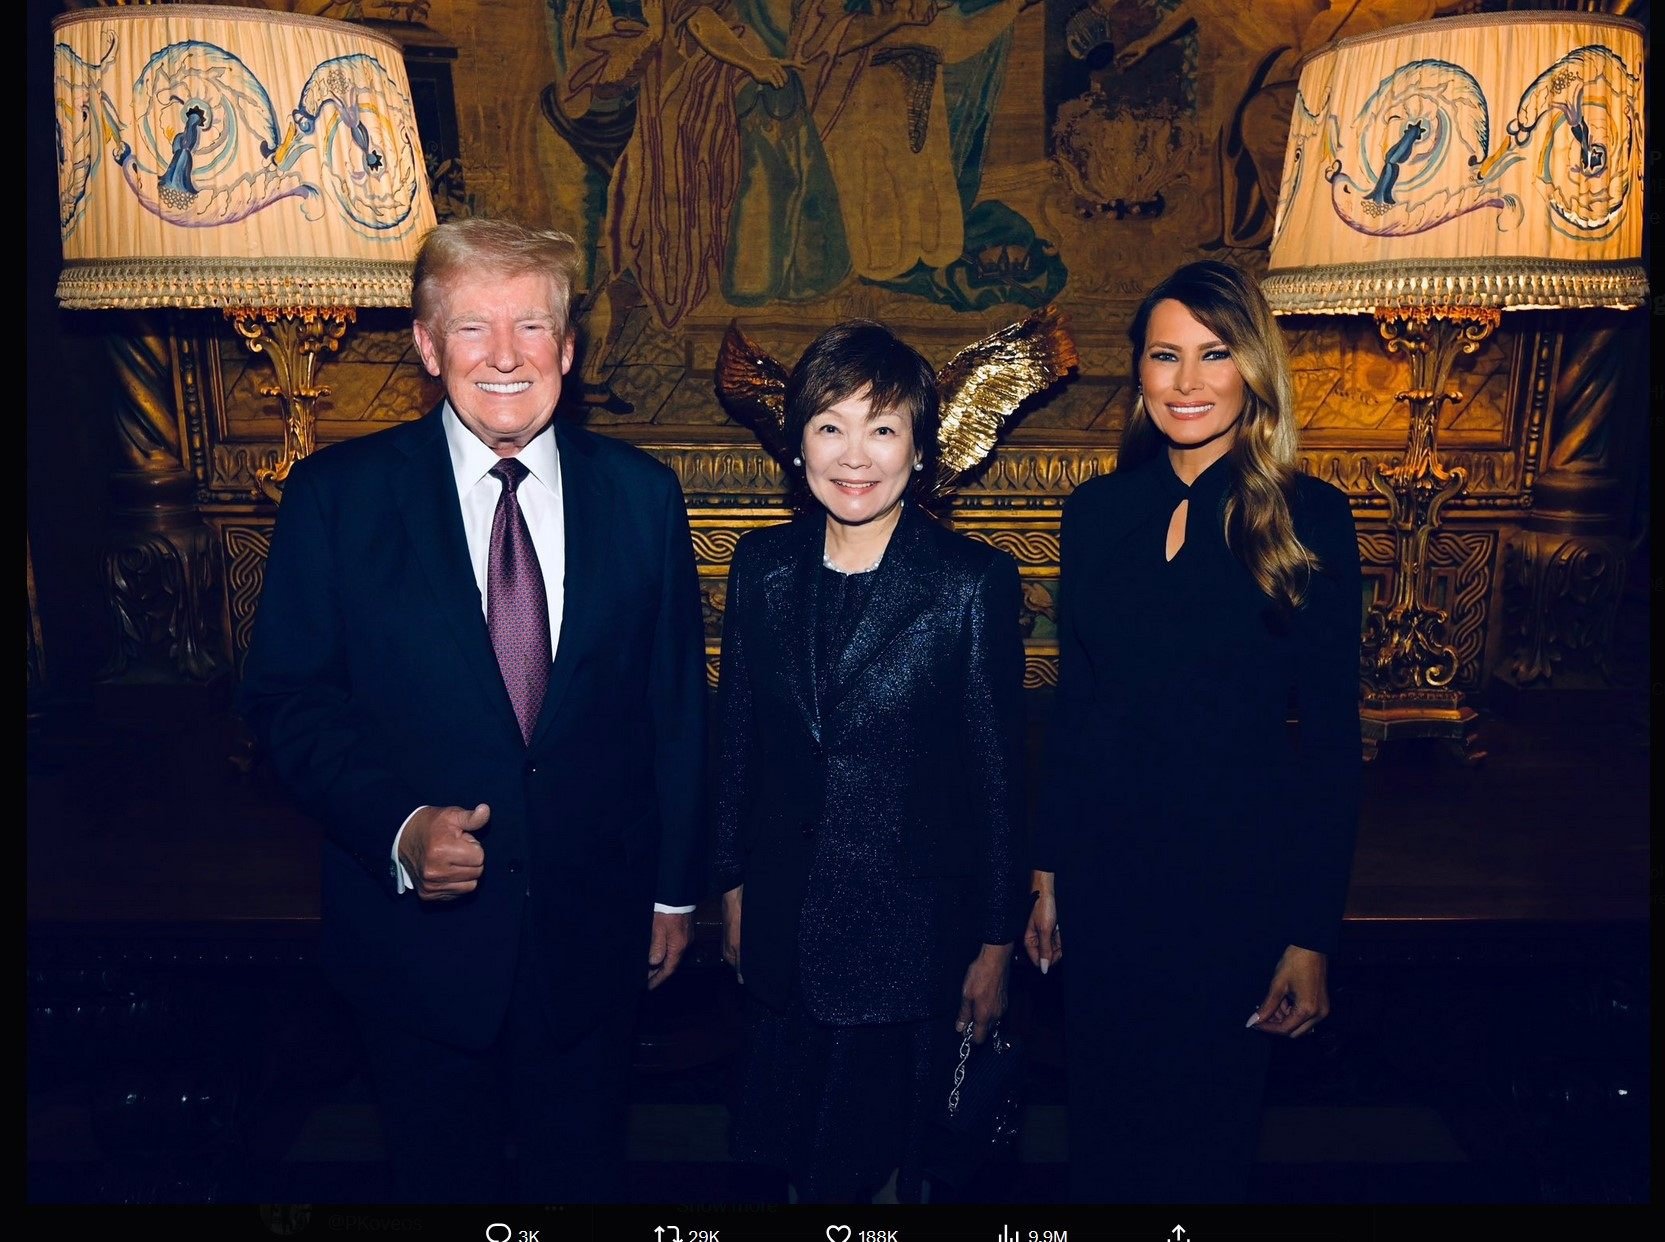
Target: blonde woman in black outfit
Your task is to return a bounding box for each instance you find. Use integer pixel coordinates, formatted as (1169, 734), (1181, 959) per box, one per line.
(1027, 261), (1362, 1203)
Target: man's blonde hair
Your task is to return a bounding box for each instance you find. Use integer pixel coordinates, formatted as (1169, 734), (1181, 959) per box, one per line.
(411, 217), (582, 334)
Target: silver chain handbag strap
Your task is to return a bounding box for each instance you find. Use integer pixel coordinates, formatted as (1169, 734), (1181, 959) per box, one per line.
(946, 1019), (1003, 1118)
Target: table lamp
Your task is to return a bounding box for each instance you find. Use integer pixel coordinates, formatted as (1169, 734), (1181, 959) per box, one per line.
(1262, 10), (1646, 761)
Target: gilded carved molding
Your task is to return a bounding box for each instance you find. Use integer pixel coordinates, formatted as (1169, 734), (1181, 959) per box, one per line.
(1519, 324), (1558, 495)
(219, 521), (274, 679)
(1022, 654), (1060, 690)
(650, 444), (1530, 508)
(1298, 450), (1523, 504)
(211, 445), (284, 498)
(175, 329), (213, 491)
(1492, 315), (1635, 689)
(959, 528), (1063, 568)
(1357, 527), (1496, 692)
(101, 525), (222, 684)
(685, 499), (1511, 698)
(688, 529), (741, 570)
(200, 438), (1540, 513)
(1435, 531), (1498, 693)
(639, 436), (1540, 507)
(944, 448), (1121, 498)
(1501, 532), (1628, 687)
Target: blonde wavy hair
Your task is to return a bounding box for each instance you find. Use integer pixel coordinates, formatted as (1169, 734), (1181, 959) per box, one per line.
(411, 217), (581, 337)
(1120, 260), (1317, 610)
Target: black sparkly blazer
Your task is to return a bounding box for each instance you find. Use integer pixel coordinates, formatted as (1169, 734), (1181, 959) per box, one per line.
(712, 502), (1029, 1026)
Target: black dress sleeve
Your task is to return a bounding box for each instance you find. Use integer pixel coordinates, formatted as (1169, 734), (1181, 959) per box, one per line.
(1281, 481), (1364, 955)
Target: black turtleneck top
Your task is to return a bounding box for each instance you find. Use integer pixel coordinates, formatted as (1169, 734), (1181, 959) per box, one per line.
(1035, 450), (1362, 959)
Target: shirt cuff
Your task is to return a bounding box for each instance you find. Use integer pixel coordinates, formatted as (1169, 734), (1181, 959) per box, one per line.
(653, 903), (696, 915)
(391, 807), (426, 895)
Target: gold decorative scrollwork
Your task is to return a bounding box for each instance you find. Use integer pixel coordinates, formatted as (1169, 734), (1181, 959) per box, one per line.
(689, 528), (743, 567)
(1502, 532), (1627, 686)
(1023, 654), (1059, 690)
(1360, 309), (1500, 708)
(221, 522), (274, 677)
(228, 306), (355, 502)
(1429, 529), (1498, 690)
(1358, 527), (1494, 693)
(102, 527), (222, 684)
(960, 529), (1062, 566)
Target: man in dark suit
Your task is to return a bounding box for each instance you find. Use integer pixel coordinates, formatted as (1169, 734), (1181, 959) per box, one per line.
(238, 217), (707, 1204)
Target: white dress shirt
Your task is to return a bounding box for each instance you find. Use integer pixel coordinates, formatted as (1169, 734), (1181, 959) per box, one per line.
(392, 406), (693, 914)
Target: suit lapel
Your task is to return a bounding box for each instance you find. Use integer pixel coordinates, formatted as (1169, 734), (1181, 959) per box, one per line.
(529, 420), (606, 748)
(823, 504), (940, 715)
(396, 410), (523, 742)
(759, 516), (824, 742)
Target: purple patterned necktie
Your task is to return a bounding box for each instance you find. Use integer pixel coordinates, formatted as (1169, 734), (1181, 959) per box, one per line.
(487, 458), (550, 744)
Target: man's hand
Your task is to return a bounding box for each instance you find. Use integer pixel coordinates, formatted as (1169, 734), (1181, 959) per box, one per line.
(956, 942), (1013, 1045)
(647, 910), (692, 990)
(1247, 944), (1330, 1038)
(398, 803), (490, 902)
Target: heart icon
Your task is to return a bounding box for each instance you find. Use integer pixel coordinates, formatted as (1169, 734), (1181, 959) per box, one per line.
(826, 1228), (851, 1242)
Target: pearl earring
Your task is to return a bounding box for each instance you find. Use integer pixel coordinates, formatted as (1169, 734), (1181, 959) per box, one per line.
(912, 461), (924, 472)
(792, 455), (803, 467)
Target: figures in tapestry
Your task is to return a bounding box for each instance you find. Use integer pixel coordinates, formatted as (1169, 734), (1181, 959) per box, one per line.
(544, 0), (1064, 340)
(1056, 0), (1448, 250)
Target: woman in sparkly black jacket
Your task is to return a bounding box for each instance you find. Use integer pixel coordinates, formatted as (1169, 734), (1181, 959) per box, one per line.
(712, 321), (1029, 1204)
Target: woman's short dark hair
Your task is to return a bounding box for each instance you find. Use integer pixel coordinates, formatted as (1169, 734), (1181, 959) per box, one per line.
(784, 320), (940, 500)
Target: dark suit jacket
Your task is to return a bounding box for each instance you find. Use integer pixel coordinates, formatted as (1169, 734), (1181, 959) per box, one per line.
(238, 409), (707, 1051)
(712, 503), (1028, 1025)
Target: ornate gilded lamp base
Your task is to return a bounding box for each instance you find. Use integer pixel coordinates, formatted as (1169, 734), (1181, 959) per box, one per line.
(227, 307), (354, 503)
(1360, 696), (1484, 766)
(1359, 306), (1499, 764)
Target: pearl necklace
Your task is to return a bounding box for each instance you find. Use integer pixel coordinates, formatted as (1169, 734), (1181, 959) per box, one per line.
(822, 550), (884, 575)
(823, 502), (900, 574)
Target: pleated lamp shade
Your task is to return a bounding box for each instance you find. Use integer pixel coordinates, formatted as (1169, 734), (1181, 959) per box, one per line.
(54, 4), (436, 310)
(1263, 11), (1647, 314)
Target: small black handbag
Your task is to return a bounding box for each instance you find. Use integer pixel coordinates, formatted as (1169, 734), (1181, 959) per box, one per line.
(922, 1018), (1024, 1191)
